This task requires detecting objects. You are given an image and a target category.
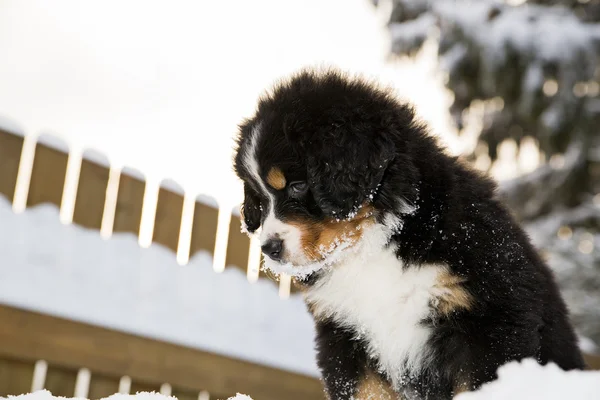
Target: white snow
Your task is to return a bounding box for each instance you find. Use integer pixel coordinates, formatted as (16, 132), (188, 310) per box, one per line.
(159, 179), (185, 196)
(0, 115), (25, 136)
(434, 1), (600, 69)
(81, 149), (110, 168)
(455, 359), (600, 399)
(3, 392), (171, 400)
(120, 166), (146, 181)
(389, 13), (437, 53)
(5, 361), (600, 399)
(1, 391), (253, 400)
(196, 194), (220, 210)
(579, 336), (598, 354)
(36, 134), (70, 153)
(0, 196), (318, 376)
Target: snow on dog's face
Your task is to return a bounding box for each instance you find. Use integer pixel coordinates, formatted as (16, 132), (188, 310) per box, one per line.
(233, 69), (417, 277)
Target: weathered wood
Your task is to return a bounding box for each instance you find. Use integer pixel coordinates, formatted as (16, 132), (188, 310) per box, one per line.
(73, 155), (110, 230)
(113, 170), (145, 236)
(129, 380), (159, 394)
(189, 201), (218, 259)
(27, 143), (68, 208)
(173, 386), (232, 400)
(0, 129), (23, 203)
(0, 357), (34, 396)
(171, 388), (203, 400)
(0, 305), (325, 400)
(153, 186), (184, 252)
(88, 373), (120, 399)
(225, 214), (250, 273)
(44, 365), (77, 397)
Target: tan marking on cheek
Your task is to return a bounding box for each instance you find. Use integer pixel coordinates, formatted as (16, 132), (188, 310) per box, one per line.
(290, 205), (376, 262)
(292, 222), (321, 261)
(434, 270), (474, 316)
(355, 371), (397, 400)
(266, 167), (286, 190)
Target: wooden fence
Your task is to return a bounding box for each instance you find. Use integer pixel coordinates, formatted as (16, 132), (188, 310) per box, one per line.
(0, 128), (323, 399)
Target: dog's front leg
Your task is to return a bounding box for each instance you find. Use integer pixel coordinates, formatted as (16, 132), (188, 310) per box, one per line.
(314, 319), (369, 400)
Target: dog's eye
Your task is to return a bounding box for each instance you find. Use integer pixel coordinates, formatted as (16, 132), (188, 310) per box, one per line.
(288, 181), (309, 198)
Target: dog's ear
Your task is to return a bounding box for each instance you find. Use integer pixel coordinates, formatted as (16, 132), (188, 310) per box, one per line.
(303, 129), (395, 218)
(240, 184), (262, 234)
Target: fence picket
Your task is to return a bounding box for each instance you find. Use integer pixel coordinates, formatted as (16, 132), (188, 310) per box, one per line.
(225, 209), (250, 274)
(113, 168), (145, 236)
(189, 198), (219, 260)
(153, 181), (184, 252)
(73, 150), (110, 230)
(88, 373), (120, 400)
(44, 365), (77, 397)
(0, 357), (34, 396)
(130, 380), (160, 394)
(172, 388), (201, 400)
(27, 136), (69, 208)
(0, 129), (23, 202)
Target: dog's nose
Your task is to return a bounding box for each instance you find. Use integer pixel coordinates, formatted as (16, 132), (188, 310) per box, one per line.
(262, 239), (283, 261)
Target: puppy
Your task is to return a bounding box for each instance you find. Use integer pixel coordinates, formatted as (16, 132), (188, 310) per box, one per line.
(233, 69), (585, 399)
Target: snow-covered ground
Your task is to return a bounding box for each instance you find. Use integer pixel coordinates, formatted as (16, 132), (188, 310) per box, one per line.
(455, 359), (600, 399)
(2, 392), (252, 400)
(0, 196), (319, 376)
(4, 360), (600, 399)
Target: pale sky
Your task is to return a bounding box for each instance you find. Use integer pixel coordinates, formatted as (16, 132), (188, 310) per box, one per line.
(0, 0), (456, 207)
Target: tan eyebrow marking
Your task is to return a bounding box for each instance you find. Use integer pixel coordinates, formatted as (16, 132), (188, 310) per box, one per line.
(266, 167), (286, 190)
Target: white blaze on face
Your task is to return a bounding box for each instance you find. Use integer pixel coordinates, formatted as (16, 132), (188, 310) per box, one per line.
(243, 124), (305, 265)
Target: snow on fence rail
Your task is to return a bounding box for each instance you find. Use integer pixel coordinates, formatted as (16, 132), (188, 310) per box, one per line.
(5, 359), (600, 400)
(0, 128), (294, 297)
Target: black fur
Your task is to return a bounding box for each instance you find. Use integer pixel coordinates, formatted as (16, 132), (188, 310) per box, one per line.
(233, 69), (585, 399)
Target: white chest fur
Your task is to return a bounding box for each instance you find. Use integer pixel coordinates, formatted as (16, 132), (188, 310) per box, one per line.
(305, 246), (444, 388)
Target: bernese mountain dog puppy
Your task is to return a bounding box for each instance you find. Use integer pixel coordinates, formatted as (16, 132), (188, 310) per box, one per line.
(233, 69), (585, 399)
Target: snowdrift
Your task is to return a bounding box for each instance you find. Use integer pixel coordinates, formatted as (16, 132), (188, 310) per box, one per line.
(1, 392), (251, 400)
(455, 359), (600, 399)
(3, 359), (600, 400)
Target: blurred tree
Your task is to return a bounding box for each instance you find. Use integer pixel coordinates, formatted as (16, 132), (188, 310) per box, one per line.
(379, 0), (600, 349)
